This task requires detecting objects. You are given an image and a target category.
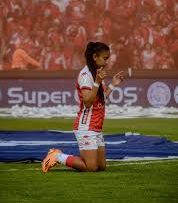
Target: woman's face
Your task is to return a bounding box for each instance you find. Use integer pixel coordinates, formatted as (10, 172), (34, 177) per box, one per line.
(93, 50), (110, 68)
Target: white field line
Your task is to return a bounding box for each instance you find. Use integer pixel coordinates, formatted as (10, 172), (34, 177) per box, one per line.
(0, 159), (178, 172)
(107, 159), (178, 167)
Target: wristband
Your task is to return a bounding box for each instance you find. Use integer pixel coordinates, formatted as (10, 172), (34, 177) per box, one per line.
(108, 83), (114, 90)
(93, 82), (99, 88)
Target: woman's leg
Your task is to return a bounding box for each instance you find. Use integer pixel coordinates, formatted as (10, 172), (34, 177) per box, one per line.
(57, 149), (100, 172)
(67, 148), (106, 172)
(80, 149), (99, 172)
(42, 148), (99, 172)
(71, 132), (106, 172)
(42, 148), (87, 172)
(97, 146), (106, 171)
(42, 131), (104, 172)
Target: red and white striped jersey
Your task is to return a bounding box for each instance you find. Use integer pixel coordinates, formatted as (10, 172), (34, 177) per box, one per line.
(73, 66), (105, 132)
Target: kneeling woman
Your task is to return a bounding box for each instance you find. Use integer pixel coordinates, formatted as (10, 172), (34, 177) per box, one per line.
(42, 42), (124, 172)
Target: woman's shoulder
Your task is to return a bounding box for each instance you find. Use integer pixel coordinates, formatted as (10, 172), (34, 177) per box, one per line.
(77, 65), (93, 82)
(79, 65), (90, 76)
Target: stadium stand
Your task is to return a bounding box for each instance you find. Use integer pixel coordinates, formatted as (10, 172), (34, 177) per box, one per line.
(0, 0), (178, 75)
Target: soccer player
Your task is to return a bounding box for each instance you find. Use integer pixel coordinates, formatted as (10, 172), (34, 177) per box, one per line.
(42, 42), (124, 172)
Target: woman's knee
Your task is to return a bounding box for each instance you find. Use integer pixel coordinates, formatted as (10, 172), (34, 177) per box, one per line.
(98, 164), (106, 171)
(86, 164), (98, 172)
(85, 161), (106, 172)
(98, 160), (106, 171)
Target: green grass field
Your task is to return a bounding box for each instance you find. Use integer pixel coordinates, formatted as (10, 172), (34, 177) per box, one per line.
(0, 118), (178, 203)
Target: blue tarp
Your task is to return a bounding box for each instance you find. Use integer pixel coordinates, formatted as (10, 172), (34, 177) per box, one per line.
(0, 131), (178, 162)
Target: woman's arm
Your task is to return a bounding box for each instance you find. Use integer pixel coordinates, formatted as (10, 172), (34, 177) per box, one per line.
(81, 67), (107, 108)
(81, 86), (99, 108)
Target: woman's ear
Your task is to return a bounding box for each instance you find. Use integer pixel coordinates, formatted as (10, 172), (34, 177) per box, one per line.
(93, 53), (97, 61)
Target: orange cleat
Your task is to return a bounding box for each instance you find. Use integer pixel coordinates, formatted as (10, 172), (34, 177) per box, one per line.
(42, 148), (62, 173)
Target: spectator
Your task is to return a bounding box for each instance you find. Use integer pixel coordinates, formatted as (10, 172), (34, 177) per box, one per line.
(156, 47), (175, 69)
(169, 24), (178, 69)
(46, 44), (67, 71)
(107, 44), (117, 70)
(132, 48), (142, 69)
(132, 28), (145, 49)
(94, 25), (105, 42)
(115, 40), (131, 71)
(141, 42), (157, 69)
(11, 41), (41, 70)
(150, 25), (168, 48)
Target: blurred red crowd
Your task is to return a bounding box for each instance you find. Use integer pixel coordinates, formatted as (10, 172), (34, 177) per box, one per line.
(0, 0), (178, 71)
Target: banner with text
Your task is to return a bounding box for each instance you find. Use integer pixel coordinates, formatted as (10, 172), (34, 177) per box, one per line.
(0, 79), (178, 107)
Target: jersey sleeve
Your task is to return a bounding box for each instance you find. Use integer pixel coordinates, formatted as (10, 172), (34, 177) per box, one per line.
(78, 72), (93, 90)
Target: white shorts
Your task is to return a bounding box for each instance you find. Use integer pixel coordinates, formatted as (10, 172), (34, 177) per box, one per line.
(74, 130), (105, 151)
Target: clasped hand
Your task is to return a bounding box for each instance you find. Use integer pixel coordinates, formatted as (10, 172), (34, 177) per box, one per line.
(95, 67), (124, 87)
(95, 67), (107, 84)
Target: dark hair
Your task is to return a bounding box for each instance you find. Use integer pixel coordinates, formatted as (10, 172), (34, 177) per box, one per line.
(84, 42), (110, 104)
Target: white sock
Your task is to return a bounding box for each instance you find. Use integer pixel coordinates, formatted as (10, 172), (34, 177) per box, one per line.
(56, 153), (70, 165)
